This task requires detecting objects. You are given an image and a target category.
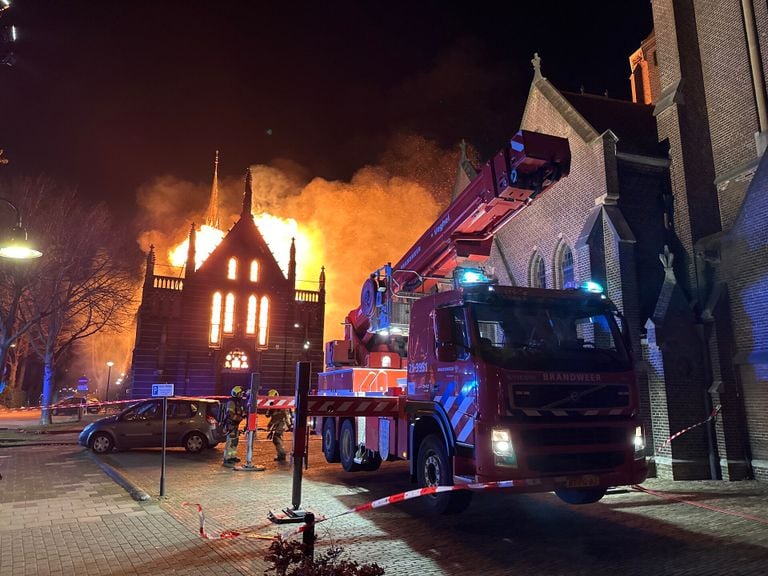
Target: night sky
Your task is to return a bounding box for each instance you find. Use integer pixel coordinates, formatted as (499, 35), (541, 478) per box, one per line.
(1, 1), (654, 219)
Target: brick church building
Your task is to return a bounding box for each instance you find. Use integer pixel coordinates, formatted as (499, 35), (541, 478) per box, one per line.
(129, 168), (325, 399)
(486, 0), (768, 482)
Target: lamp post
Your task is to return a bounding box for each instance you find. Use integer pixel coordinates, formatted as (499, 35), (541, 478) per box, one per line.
(105, 361), (114, 403)
(0, 196), (42, 417)
(0, 197), (43, 260)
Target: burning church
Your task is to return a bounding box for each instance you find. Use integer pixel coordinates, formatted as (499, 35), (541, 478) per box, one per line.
(129, 163), (326, 398)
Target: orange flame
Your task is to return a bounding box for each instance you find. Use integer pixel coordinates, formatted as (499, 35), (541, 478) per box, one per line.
(168, 215), (318, 283)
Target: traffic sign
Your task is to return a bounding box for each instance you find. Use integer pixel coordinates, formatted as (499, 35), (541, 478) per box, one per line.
(151, 383), (175, 397)
(77, 376), (89, 392)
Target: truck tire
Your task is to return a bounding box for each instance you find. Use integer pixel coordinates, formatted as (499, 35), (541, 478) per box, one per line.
(339, 419), (362, 472)
(322, 418), (340, 463)
(554, 488), (607, 505)
(416, 434), (472, 514)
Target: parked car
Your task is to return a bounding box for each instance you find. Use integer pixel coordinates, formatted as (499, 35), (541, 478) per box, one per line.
(52, 395), (101, 415)
(78, 397), (225, 454)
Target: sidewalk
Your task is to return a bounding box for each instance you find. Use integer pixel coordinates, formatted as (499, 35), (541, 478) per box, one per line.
(2, 418), (768, 575)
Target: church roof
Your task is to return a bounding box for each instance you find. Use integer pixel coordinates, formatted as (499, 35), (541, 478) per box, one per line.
(560, 91), (661, 157)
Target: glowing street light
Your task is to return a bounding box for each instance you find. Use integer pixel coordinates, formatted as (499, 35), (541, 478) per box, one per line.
(0, 198), (43, 260)
(105, 361), (114, 402)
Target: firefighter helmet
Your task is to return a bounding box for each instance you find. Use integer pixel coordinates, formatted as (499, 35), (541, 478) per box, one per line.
(231, 386), (244, 397)
(267, 389), (279, 397)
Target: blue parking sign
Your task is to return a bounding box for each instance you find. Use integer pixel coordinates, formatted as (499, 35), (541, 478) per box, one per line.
(151, 383), (174, 397)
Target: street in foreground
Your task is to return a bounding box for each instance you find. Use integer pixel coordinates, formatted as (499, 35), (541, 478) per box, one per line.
(1, 424), (767, 575)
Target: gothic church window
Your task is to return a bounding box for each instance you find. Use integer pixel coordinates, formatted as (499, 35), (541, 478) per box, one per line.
(557, 243), (575, 289)
(223, 293), (235, 333)
(258, 295), (270, 347)
(250, 260), (259, 282)
(529, 253), (546, 288)
(227, 257), (237, 280)
(210, 292), (222, 345)
(246, 294), (257, 335)
(224, 349), (249, 370)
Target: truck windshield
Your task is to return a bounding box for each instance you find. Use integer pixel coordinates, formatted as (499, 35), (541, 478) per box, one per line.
(470, 298), (630, 372)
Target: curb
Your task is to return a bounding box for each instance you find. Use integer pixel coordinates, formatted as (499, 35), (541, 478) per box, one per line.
(85, 451), (151, 502)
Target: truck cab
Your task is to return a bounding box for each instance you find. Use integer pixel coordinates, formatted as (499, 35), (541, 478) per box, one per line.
(405, 282), (648, 511)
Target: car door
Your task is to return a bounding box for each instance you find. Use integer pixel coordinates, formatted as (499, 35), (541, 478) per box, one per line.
(167, 400), (195, 445)
(115, 400), (162, 448)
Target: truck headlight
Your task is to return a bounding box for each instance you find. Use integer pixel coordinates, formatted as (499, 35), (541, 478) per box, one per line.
(492, 428), (517, 466)
(633, 425), (645, 455)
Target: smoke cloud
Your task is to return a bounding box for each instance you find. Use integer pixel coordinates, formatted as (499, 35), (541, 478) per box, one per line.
(134, 134), (469, 343)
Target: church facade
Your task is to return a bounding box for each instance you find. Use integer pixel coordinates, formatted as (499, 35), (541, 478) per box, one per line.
(487, 0), (768, 482)
(129, 168), (325, 399)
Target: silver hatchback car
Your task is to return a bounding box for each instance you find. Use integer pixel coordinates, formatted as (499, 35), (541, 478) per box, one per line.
(79, 397), (225, 454)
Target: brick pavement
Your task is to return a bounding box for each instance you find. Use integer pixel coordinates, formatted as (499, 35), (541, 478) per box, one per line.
(2, 429), (768, 575)
(0, 446), (245, 576)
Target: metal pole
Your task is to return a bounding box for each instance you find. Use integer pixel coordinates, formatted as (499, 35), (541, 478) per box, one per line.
(105, 362), (113, 403)
(302, 512), (315, 561)
(291, 361), (311, 511)
(160, 397), (168, 497)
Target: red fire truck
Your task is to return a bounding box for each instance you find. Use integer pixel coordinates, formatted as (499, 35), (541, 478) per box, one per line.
(311, 130), (648, 513)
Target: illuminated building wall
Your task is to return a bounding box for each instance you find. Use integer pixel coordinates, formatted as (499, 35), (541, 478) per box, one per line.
(129, 170), (325, 398)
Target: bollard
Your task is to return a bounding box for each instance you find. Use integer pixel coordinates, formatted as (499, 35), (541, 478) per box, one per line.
(302, 512), (315, 561)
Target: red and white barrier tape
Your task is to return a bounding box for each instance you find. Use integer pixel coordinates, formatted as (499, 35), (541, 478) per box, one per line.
(182, 502), (275, 541)
(654, 403), (721, 455)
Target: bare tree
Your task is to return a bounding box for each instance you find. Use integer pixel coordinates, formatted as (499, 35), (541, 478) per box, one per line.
(15, 188), (140, 424)
(0, 178), (49, 407)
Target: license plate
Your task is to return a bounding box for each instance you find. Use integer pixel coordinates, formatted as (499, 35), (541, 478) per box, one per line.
(566, 474), (600, 488)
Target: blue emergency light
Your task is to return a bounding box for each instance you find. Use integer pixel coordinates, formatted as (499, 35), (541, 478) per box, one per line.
(454, 267), (493, 288)
(581, 281), (604, 294)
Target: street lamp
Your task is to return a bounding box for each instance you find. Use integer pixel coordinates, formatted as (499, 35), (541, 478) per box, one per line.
(0, 198), (43, 260)
(105, 361), (114, 402)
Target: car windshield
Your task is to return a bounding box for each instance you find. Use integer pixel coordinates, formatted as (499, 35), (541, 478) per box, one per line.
(469, 297), (630, 372)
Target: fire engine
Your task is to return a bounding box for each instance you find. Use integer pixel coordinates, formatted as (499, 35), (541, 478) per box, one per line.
(309, 129), (648, 513)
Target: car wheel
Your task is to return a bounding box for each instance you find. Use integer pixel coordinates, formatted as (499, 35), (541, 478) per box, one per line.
(184, 432), (207, 453)
(554, 488), (607, 505)
(322, 418), (340, 463)
(416, 434), (472, 514)
(339, 419), (361, 472)
(90, 432), (114, 454)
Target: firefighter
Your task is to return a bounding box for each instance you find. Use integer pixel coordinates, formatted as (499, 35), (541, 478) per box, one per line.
(222, 386), (246, 466)
(265, 388), (292, 462)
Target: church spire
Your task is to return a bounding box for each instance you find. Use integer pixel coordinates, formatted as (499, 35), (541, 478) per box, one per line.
(144, 244), (156, 289)
(205, 151), (220, 229)
(288, 237), (296, 287)
(185, 223), (196, 280)
(241, 167), (253, 218)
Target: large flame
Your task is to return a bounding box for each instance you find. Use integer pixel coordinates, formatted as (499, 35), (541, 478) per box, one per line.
(168, 215), (317, 282)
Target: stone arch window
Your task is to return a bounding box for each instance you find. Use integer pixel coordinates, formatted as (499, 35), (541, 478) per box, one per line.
(258, 295), (270, 347)
(224, 348), (249, 370)
(227, 257), (237, 280)
(209, 292), (222, 346)
(556, 242), (576, 289)
(246, 294), (257, 335)
(529, 253), (546, 288)
(223, 293), (235, 333)
(250, 260), (259, 282)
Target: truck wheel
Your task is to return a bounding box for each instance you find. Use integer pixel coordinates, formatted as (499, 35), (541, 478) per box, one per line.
(416, 434), (472, 514)
(322, 418), (340, 463)
(554, 488), (607, 505)
(339, 419), (361, 472)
